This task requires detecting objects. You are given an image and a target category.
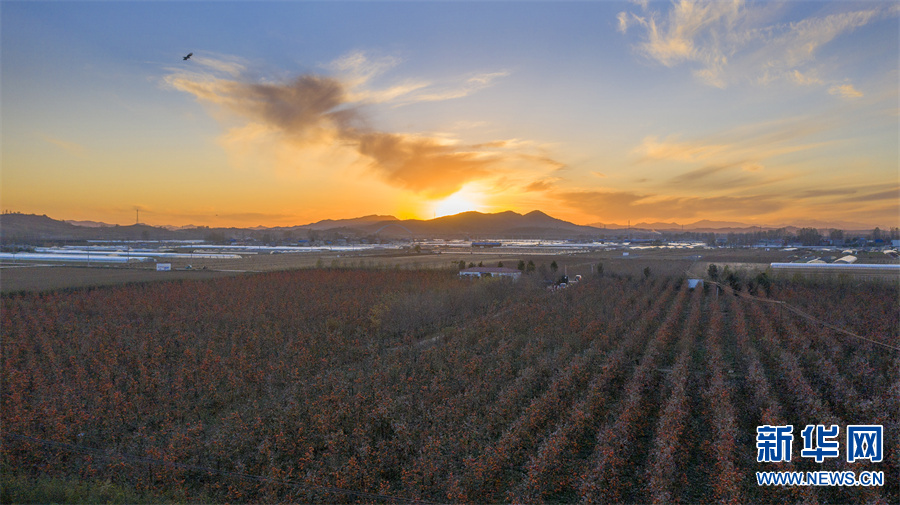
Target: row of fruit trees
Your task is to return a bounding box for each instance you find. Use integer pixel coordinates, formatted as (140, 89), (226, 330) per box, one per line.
(2, 268), (897, 503)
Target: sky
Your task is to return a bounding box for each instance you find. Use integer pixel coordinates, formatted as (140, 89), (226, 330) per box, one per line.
(2, 1), (898, 228)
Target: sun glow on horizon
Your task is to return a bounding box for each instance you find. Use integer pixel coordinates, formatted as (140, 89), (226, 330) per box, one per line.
(432, 190), (481, 218)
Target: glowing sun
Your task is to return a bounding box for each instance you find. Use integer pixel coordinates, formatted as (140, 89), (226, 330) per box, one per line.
(433, 192), (480, 218)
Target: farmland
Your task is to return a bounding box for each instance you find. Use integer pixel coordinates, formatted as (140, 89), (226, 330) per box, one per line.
(2, 265), (897, 503)
(0, 245), (803, 295)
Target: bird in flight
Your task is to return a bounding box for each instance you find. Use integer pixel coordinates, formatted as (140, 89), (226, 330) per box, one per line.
(183, 52), (193, 61)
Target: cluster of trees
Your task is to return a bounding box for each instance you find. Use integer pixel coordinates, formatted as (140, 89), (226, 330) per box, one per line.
(707, 264), (772, 295)
(458, 259), (605, 278)
(2, 269), (896, 503)
(686, 226), (899, 247)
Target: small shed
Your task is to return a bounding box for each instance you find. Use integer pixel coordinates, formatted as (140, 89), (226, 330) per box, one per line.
(687, 278), (703, 290)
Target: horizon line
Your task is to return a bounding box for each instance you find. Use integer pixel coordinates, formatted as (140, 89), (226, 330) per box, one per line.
(2, 210), (895, 232)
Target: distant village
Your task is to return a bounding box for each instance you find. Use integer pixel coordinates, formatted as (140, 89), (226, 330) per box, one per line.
(1, 212), (897, 268)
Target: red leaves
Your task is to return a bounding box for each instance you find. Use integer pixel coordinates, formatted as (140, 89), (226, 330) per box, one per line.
(1, 271), (895, 503)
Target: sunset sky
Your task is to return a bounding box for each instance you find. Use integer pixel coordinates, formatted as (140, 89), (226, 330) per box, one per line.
(2, 1), (898, 228)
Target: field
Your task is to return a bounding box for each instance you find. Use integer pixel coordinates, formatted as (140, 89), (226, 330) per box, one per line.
(0, 265), (237, 294)
(2, 261), (898, 503)
(0, 246), (797, 295)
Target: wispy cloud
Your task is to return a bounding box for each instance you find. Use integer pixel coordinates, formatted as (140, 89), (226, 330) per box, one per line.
(637, 135), (729, 163)
(391, 70), (510, 105)
(667, 162), (745, 185)
(524, 179), (556, 192)
(636, 133), (822, 169)
(601, 110), (881, 211)
(791, 69), (823, 86)
(794, 183), (898, 202)
(617, 11), (631, 34)
(828, 83), (863, 99)
(325, 50), (509, 106)
(619, 1), (895, 90)
(548, 175), (899, 226)
(633, 113), (842, 191)
(190, 53), (248, 77)
(837, 185), (898, 203)
(166, 54), (554, 198)
(796, 188), (858, 199)
(328, 50), (402, 84)
(554, 188), (786, 222)
(40, 134), (87, 157)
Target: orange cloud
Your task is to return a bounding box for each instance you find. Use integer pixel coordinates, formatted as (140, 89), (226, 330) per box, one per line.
(829, 83), (864, 99)
(837, 185), (898, 203)
(167, 56), (560, 200)
(632, 115), (844, 194)
(524, 179), (555, 192)
(552, 180), (900, 226)
(637, 135), (728, 163)
(353, 132), (494, 198)
(555, 188), (786, 223)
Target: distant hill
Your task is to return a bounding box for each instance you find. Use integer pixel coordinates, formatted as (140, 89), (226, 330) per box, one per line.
(64, 219), (114, 228)
(0, 211), (608, 243)
(2, 211), (889, 245)
(775, 219), (882, 232)
(0, 213), (193, 242)
(302, 214), (399, 231)
(275, 210), (607, 239)
(406, 210), (602, 238)
(310, 210), (605, 239)
(590, 218), (884, 233)
(3, 214), (87, 240)
(590, 219), (763, 232)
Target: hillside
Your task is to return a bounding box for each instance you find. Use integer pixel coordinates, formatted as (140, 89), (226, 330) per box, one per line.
(5, 211), (887, 244)
(0, 213), (198, 242)
(358, 210), (605, 239)
(590, 218), (884, 233)
(0, 211), (610, 242)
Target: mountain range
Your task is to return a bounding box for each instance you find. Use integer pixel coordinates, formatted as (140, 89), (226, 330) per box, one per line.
(590, 218), (881, 233)
(0, 211), (886, 243)
(309, 210), (603, 239)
